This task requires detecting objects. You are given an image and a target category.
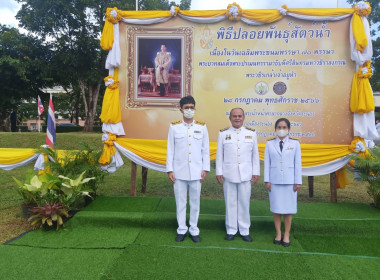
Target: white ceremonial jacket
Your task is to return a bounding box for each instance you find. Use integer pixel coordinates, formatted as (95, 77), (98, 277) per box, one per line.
(166, 120), (210, 181)
(216, 127), (260, 183)
(264, 136), (302, 185)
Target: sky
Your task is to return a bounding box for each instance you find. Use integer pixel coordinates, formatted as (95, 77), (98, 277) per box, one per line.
(190, 0), (352, 10)
(0, 0), (353, 28)
(5, 1), (377, 42)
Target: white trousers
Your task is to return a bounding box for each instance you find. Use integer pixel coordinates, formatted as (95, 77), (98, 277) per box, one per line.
(173, 179), (201, 235)
(223, 180), (252, 236)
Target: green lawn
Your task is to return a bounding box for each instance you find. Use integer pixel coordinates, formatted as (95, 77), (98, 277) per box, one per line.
(1, 196), (379, 279)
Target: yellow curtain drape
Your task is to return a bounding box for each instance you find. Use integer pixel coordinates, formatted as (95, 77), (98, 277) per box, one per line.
(100, 20), (114, 50)
(38, 153), (51, 175)
(179, 10), (226, 18)
(352, 2), (371, 52)
(100, 68), (121, 124)
(119, 10), (172, 19)
(0, 148), (37, 165)
(100, 7), (123, 51)
(352, 13), (368, 52)
(99, 134), (117, 166)
(241, 9), (283, 23)
(0, 149), (78, 166)
(285, 8), (353, 17)
(100, 7), (358, 51)
(350, 61), (374, 114)
(112, 139), (354, 168)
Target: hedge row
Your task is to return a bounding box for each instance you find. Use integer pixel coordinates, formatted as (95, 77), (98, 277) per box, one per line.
(16, 126), (103, 133)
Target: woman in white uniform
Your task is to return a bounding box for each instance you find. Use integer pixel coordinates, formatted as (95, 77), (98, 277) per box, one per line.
(264, 118), (302, 247)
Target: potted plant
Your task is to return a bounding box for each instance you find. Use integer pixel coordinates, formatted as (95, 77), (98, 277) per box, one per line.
(13, 171), (59, 218)
(58, 171), (95, 209)
(14, 170), (96, 230)
(351, 145), (380, 208)
(42, 142), (107, 198)
(28, 203), (70, 230)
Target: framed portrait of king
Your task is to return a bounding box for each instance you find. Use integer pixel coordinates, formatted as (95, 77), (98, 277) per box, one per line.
(125, 27), (193, 108)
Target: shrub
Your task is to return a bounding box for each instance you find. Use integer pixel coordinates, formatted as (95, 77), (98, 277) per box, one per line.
(28, 203), (70, 230)
(42, 142), (107, 196)
(351, 146), (380, 208)
(42, 125), (83, 133)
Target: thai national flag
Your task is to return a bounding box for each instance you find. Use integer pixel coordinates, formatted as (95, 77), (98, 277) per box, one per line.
(46, 94), (56, 147)
(37, 95), (44, 116)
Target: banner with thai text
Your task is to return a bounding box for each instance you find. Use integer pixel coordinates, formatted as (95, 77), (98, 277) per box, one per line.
(119, 16), (354, 144)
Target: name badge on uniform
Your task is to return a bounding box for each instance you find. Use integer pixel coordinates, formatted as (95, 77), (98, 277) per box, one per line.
(194, 130), (201, 134)
(225, 134), (231, 140)
(245, 136), (252, 139)
(286, 147), (294, 150)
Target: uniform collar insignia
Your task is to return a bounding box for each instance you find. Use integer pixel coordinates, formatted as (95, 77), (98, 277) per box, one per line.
(171, 120), (182, 125)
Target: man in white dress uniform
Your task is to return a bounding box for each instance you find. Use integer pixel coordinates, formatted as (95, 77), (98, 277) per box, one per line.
(166, 96), (210, 243)
(216, 108), (260, 242)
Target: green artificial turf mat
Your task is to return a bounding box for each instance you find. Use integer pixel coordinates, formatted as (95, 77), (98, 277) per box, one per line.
(294, 219), (380, 237)
(297, 202), (380, 219)
(133, 215), (305, 252)
(83, 196), (162, 212)
(296, 235), (380, 257)
(3, 196), (380, 279)
(10, 212), (143, 248)
(100, 244), (380, 280)
(0, 245), (122, 280)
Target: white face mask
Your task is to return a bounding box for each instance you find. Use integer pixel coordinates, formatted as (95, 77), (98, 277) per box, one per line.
(183, 109), (195, 119)
(276, 129), (288, 138)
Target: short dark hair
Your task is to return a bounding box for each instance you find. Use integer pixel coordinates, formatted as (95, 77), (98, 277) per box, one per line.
(180, 96), (195, 108)
(275, 118), (290, 129)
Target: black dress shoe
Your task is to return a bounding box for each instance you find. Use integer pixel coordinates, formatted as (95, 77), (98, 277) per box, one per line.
(189, 234), (201, 243)
(225, 234), (235, 241)
(241, 235), (253, 242)
(282, 241), (291, 247)
(273, 237), (282, 245)
(273, 239), (282, 245)
(175, 234), (186, 242)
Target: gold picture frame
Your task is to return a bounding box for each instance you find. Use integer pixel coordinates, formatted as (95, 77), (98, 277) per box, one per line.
(126, 26), (193, 108)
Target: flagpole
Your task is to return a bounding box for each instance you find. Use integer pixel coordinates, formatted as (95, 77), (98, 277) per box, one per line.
(38, 115), (41, 133)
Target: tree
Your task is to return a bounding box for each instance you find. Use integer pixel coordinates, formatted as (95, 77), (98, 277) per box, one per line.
(139, 0), (191, 10)
(347, 0), (380, 92)
(0, 25), (51, 131)
(15, 0), (191, 131)
(16, 0), (135, 132)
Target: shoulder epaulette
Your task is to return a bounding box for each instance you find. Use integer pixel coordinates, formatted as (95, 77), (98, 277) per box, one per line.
(220, 127), (229, 132)
(267, 137), (276, 141)
(245, 126), (255, 132)
(195, 120), (205, 126)
(289, 137), (299, 141)
(171, 120), (182, 125)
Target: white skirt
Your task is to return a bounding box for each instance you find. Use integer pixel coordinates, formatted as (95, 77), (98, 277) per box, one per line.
(268, 184), (297, 214)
